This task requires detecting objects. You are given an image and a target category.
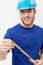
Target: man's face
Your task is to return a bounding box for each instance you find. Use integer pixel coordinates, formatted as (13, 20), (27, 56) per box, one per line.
(19, 9), (36, 27)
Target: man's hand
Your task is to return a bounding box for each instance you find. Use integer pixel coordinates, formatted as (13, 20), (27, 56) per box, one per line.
(0, 39), (15, 52)
(34, 59), (43, 65)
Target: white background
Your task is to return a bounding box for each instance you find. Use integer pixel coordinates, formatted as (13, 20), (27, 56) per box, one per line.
(0, 0), (43, 65)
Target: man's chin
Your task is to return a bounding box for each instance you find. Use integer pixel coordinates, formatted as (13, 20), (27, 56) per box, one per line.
(23, 23), (32, 27)
(23, 22), (32, 26)
(21, 19), (33, 27)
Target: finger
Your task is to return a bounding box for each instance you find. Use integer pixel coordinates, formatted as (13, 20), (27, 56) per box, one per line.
(0, 46), (14, 52)
(0, 45), (14, 49)
(3, 39), (13, 43)
(1, 48), (10, 52)
(0, 44), (14, 51)
(37, 63), (41, 65)
(0, 41), (15, 46)
(3, 40), (15, 46)
(35, 61), (41, 65)
(3, 39), (15, 45)
(0, 43), (14, 46)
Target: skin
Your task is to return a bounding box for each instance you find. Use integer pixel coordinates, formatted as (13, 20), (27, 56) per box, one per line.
(0, 39), (14, 52)
(0, 39), (15, 60)
(19, 8), (36, 28)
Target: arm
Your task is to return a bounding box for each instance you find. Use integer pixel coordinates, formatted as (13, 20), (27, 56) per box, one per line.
(40, 43), (43, 61)
(40, 50), (43, 61)
(33, 50), (43, 65)
(0, 39), (14, 60)
(0, 29), (13, 60)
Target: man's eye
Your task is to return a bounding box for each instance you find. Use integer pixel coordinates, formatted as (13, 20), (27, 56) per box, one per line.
(21, 11), (24, 13)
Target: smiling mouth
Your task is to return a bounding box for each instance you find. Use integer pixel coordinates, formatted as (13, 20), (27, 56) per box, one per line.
(24, 18), (31, 21)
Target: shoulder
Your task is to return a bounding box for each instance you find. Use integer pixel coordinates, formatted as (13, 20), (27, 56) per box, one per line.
(7, 23), (20, 32)
(34, 24), (43, 31)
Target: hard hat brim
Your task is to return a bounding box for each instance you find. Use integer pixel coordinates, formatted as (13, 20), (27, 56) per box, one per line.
(17, 5), (36, 10)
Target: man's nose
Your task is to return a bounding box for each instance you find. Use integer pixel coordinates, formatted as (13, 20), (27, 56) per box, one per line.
(24, 13), (29, 17)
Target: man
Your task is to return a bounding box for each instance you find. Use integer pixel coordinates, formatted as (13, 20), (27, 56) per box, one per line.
(0, 0), (43, 65)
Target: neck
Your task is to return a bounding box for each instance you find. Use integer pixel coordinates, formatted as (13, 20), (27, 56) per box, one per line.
(20, 22), (33, 28)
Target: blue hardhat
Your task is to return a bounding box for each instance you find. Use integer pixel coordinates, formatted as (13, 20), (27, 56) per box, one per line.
(17, 0), (37, 10)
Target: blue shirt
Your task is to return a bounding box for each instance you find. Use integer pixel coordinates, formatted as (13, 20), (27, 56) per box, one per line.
(4, 23), (43, 65)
